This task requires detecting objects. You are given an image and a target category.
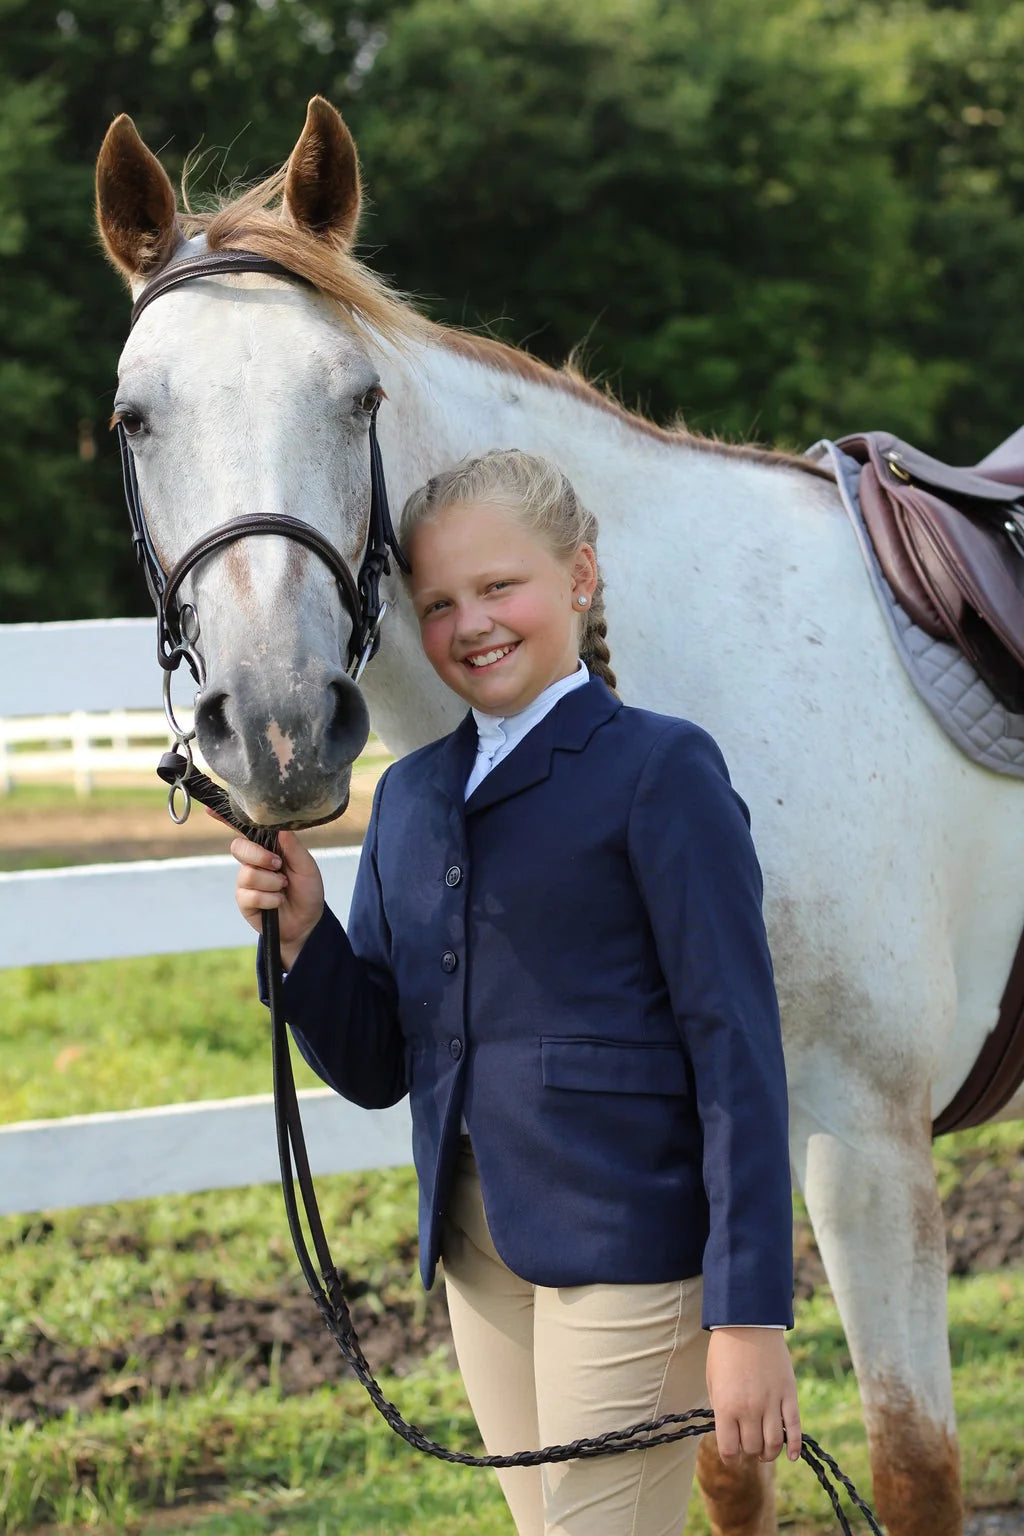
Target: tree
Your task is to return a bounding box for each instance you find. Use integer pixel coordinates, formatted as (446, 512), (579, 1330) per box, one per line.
(0, 0), (408, 620)
(3, 0), (1023, 617)
(350, 0), (957, 446)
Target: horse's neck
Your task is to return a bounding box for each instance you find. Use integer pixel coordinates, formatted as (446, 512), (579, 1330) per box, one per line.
(360, 332), (841, 755)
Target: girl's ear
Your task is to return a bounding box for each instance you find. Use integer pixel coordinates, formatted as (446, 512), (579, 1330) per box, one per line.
(570, 543), (598, 605)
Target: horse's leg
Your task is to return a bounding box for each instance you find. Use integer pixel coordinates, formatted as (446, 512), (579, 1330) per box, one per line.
(695, 1439), (776, 1536)
(794, 1094), (962, 1536)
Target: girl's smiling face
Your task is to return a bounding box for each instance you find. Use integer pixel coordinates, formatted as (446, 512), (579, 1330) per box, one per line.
(408, 499), (597, 716)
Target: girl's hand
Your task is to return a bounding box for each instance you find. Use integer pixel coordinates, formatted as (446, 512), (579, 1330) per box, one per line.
(706, 1327), (801, 1465)
(230, 829), (325, 971)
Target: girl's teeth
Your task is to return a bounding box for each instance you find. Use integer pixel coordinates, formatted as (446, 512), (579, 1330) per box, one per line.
(469, 646), (513, 667)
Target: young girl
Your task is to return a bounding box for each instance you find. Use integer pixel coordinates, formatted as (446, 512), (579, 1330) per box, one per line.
(231, 451), (800, 1536)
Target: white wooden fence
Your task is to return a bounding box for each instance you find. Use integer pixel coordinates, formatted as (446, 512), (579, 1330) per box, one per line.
(0, 708), (194, 795)
(0, 620), (412, 1217)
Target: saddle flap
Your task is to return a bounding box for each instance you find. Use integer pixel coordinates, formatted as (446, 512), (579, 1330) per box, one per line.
(857, 466), (948, 638)
(842, 431), (1024, 507)
(907, 490), (1024, 680)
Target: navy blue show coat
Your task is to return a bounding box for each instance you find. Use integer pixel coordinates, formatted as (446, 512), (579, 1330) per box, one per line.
(274, 675), (794, 1329)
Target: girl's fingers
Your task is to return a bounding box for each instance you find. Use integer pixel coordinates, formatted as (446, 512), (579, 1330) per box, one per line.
(713, 1413), (741, 1464)
(238, 887), (285, 911)
(759, 1413), (784, 1462)
(230, 835), (282, 870)
(237, 873), (288, 896)
(739, 1417), (765, 1459)
(784, 1400), (802, 1461)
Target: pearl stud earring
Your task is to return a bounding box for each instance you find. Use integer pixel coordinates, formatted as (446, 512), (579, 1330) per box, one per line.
(577, 595), (588, 607)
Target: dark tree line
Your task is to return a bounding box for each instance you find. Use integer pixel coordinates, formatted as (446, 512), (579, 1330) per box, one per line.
(3, 0), (1023, 619)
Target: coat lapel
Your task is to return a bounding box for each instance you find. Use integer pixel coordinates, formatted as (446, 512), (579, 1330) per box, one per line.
(423, 710), (479, 813)
(465, 675), (622, 816)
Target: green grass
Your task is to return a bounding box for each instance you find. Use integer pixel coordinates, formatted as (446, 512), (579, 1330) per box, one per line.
(0, 759), (388, 824)
(0, 1373), (512, 1536)
(0, 1170), (424, 1356)
(1, 945), (1021, 1531)
(0, 784), (174, 819)
(1, 1267), (1019, 1534)
(0, 950), (317, 1124)
(0, 770), (388, 870)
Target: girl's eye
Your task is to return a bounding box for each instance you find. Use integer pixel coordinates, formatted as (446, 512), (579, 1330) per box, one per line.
(421, 599), (450, 617)
(489, 580), (514, 592)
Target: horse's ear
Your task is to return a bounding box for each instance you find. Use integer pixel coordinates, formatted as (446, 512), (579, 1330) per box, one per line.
(96, 115), (179, 281)
(283, 97), (361, 249)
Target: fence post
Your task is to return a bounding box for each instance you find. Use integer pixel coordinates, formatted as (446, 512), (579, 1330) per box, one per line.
(70, 709), (92, 798)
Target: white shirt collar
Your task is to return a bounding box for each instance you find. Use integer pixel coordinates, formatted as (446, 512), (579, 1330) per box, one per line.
(466, 660), (589, 796)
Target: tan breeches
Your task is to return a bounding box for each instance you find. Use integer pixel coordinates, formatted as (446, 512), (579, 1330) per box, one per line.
(441, 1140), (709, 1536)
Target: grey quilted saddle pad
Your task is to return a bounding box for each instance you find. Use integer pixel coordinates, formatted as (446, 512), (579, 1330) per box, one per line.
(807, 439), (1024, 779)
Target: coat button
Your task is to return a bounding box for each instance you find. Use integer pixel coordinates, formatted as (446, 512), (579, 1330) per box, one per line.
(449, 1038), (463, 1060)
(445, 865), (462, 888)
(441, 950), (458, 973)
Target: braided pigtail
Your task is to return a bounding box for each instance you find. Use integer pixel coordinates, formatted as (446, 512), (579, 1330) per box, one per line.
(580, 574), (617, 691)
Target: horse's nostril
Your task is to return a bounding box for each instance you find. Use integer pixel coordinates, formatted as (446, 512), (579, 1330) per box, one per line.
(195, 691), (234, 752)
(325, 677), (371, 762)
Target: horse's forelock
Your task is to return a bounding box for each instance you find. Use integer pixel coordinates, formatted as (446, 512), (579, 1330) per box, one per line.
(170, 168), (430, 349)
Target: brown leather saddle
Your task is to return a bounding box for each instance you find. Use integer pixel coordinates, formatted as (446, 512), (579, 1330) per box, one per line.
(838, 427), (1024, 713)
(836, 428), (1024, 1136)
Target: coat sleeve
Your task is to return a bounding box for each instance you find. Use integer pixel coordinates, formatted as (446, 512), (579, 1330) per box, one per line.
(260, 770), (408, 1109)
(627, 724), (794, 1329)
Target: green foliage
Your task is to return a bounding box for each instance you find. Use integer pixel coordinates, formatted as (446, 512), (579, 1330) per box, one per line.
(350, 0), (1020, 447)
(3, 0), (1024, 616)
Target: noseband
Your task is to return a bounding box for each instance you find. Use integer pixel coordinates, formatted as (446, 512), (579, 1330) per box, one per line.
(117, 249), (408, 695)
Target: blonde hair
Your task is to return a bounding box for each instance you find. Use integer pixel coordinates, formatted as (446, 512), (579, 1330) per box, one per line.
(399, 450), (616, 691)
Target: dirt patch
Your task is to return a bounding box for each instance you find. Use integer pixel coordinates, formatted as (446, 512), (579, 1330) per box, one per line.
(1, 1146), (1019, 1427)
(1, 1269), (453, 1427)
(0, 772), (380, 869)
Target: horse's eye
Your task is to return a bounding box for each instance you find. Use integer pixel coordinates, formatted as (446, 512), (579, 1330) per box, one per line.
(356, 386), (384, 414)
(117, 411), (145, 437)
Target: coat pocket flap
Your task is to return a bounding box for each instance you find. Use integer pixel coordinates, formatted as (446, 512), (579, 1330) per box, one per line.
(541, 1037), (689, 1096)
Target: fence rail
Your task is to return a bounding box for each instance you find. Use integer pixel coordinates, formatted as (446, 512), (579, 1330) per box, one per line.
(1, 618), (411, 1218)
(0, 708), (194, 794)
